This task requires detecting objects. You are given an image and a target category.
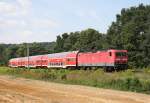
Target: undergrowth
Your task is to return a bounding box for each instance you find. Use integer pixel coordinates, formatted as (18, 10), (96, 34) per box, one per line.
(0, 67), (150, 94)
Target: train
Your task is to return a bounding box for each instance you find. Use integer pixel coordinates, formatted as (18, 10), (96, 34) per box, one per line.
(9, 49), (128, 70)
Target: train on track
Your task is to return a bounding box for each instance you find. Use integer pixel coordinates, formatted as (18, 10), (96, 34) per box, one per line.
(9, 49), (128, 70)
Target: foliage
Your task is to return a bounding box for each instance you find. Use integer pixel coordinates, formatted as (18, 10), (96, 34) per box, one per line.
(106, 4), (150, 68)
(54, 29), (106, 52)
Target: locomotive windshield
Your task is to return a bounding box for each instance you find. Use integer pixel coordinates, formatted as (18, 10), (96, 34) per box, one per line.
(116, 52), (127, 57)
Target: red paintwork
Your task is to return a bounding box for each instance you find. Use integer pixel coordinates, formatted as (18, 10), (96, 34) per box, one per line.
(9, 49), (128, 69)
(47, 51), (78, 68)
(65, 52), (78, 67)
(78, 51), (110, 65)
(78, 49), (127, 66)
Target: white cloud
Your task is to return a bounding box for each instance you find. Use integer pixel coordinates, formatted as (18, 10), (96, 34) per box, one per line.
(0, 1), (17, 16)
(0, 0), (60, 43)
(21, 30), (33, 37)
(17, 0), (31, 7)
(0, 30), (57, 44)
(17, 0), (31, 15)
(0, 19), (18, 28)
(0, 0), (32, 16)
(0, 18), (60, 30)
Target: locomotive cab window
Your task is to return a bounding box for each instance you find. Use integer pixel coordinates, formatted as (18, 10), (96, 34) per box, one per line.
(116, 52), (127, 57)
(109, 52), (112, 56)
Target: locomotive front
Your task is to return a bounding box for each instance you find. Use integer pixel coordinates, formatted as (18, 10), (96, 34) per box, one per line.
(114, 50), (128, 69)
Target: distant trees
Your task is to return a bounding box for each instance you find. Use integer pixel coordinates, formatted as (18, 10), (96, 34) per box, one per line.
(0, 42), (55, 65)
(54, 29), (106, 52)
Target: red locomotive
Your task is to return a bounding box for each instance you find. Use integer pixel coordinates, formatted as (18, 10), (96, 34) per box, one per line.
(9, 49), (128, 70)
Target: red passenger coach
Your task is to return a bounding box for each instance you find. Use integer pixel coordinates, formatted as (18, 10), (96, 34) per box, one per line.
(9, 58), (18, 67)
(47, 51), (78, 68)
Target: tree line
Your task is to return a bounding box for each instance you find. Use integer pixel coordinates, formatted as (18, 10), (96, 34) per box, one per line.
(0, 4), (150, 68)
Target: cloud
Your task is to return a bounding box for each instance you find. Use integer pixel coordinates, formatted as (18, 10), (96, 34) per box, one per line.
(16, 0), (31, 15)
(0, 30), (56, 44)
(21, 30), (33, 37)
(17, 0), (31, 7)
(0, 19), (18, 28)
(0, 1), (17, 16)
(31, 19), (60, 28)
(0, 0), (60, 43)
(0, 18), (60, 30)
(0, 0), (31, 16)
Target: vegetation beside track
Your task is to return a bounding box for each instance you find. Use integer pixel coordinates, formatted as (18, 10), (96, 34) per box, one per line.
(0, 67), (150, 94)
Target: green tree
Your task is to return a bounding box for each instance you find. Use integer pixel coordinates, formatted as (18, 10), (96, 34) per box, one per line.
(73, 28), (104, 52)
(106, 4), (150, 67)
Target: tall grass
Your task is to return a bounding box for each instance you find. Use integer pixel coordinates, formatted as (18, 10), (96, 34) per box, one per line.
(0, 67), (150, 94)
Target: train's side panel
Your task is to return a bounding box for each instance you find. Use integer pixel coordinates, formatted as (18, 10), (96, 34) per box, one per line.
(48, 58), (64, 68)
(21, 57), (27, 67)
(65, 52), (78, 67)
(105, 50), (116, 66)
(77, 51), (115, 67)
(41, 55), (49, 67)
(9, 58), (18, 67)
(28, 56), (37, 67)
(32, 56), (42, 67)
(48, 52), (69, 68)
(29, 55), (49, 67)
(47, 51), (78, 68)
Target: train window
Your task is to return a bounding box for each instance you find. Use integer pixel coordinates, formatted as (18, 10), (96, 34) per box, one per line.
(43, 60), (47, 63)
(67, 58), (75, 62)
(109, 52), (112, 56)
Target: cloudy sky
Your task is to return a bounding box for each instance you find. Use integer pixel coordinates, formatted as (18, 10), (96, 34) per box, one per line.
(0, 0), (149, 44)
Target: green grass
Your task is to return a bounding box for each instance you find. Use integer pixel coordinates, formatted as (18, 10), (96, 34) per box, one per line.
(0, 67), (150, 94)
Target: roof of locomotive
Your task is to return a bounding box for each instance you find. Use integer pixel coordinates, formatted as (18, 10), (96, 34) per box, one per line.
(78, 49), (127, 54)
(108, 49), (127, 52)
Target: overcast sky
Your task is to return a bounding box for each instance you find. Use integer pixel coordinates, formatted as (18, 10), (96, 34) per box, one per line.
(0, 0), (150, 44)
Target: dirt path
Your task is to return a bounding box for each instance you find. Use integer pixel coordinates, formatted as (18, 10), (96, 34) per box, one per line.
(0, 75), (149, 103)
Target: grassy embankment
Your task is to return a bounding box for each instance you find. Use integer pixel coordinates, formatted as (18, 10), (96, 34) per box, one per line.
(0, 67), (150, 94)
